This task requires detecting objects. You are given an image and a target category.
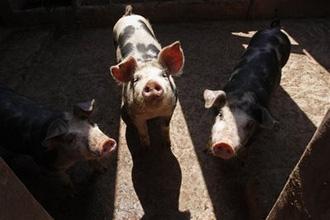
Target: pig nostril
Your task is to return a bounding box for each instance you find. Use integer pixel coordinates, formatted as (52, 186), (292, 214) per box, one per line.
(144, 86), (150, 93)
(155, 85), (162, 91)
(156, 88), (164, 96)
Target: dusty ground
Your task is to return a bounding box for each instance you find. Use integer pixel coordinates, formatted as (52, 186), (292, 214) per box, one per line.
(0, 18), (329, 220)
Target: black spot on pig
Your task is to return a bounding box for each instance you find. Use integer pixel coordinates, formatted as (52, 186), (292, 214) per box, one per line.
(118, 25), (135, 46)
(120, 43), (134, 58)
(138, 44), (160, 61)
(138, 20), (155, 38)
(142, 54), (155, 60)
(225, 46), (282, 108)
(136, 44), (159, 57)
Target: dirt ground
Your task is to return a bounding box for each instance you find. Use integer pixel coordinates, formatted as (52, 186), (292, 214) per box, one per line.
(0, 18), (329, 220)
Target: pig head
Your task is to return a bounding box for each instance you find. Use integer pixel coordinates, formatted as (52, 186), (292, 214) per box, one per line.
(42, 99), (117, 171)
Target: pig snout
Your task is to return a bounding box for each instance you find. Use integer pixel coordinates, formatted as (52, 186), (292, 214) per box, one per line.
(100, 138), (117, 156)
(142, 80), (164, 101)
(212, 142), (235, 159)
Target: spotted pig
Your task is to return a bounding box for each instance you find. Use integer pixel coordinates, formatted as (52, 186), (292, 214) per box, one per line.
(204, 20), (291, 159)
(110, 5), (184, 146)
(0, 85), (117, 188)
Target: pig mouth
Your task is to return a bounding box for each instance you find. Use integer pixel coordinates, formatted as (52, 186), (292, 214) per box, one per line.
(143, 96), (164, 104)
(87, 143), (117, 159)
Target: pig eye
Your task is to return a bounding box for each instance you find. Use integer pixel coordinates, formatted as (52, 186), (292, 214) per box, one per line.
(218, 110), (224, 119)
(162, 73), (168, 78)
(133, 76), (140, 83)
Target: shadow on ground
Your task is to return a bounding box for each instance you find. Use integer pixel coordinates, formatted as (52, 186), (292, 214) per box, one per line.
(124, 114), (190, 220)
(284, 19), (330, 71)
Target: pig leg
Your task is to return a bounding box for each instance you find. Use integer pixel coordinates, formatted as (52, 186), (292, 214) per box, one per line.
(161, 116), (172, 147)
(134, 118), (150, 147)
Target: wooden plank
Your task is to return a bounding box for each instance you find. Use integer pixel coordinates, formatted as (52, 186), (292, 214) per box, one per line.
(266, 109), (330, 220)
(0, 157), (53, 220)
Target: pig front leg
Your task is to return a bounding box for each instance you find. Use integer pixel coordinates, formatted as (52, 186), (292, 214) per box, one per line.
(161, 116), (172, 147)
(134, 118), (150, 147)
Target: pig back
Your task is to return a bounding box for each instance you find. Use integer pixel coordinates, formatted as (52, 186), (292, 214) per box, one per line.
(248, 27), (291, 67)
(113, 14), (161, 63)
(225, 29), (289, 107)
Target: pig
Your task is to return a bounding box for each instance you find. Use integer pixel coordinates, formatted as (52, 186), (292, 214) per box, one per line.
(203, 20), (291, 159)
(109, 5), (184, 147)
(0, 85), (117, 188)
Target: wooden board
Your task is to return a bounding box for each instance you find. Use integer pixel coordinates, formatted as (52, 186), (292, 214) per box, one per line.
(0, 157), (53, 220)
(267, 109), (330, 220)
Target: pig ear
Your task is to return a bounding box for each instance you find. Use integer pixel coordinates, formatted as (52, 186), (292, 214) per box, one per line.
(158, 41), (184, 76)
(73, 99), (95, 119)
(110, 56), (137, 83)
(42, 118), (69, 148)
(203, 89), (227, 109)
(253, 105), (278, 129)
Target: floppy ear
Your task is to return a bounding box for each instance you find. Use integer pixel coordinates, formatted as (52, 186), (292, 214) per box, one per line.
(252, 105), (278, 129)
(74, 99), (95, 119)
(203, 89), (227, 109)
(110, 56), (137, 83)
(158, 41), (184, 76)
(42, 118), (69, 149)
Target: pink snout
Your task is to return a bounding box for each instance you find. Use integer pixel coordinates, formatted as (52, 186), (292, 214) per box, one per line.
(142, 80), (164, 100)
(101, 138), (117, 156)
(212, 142), (235, 159)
